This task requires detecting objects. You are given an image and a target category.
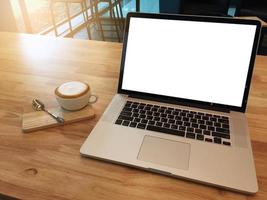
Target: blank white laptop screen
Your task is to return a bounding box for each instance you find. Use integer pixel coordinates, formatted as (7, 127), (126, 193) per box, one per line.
(121, 17), (257, 107)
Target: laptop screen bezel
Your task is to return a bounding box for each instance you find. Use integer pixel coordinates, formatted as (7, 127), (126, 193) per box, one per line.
(118, 12), (261, 113)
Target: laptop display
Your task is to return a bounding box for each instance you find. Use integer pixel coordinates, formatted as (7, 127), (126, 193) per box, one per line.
(120, 15), (259, 111)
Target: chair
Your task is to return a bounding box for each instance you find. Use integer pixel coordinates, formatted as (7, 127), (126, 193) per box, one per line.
(90, 0), (124, 42)
(49, 0), (92, 39)
(180, 0), (231, 17)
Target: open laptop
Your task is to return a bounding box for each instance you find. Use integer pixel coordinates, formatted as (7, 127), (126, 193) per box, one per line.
(80, 12), (261, 193)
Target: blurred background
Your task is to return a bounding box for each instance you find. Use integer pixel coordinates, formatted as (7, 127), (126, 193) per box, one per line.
(0, 0), (266, 54)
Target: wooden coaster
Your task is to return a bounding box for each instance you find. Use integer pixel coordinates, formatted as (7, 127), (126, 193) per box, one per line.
(22, 103), (95, 133)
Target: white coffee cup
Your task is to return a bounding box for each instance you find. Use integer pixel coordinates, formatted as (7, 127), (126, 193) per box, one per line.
(55, 81), (97, 111)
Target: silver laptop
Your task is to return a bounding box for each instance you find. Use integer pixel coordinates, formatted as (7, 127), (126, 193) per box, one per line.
(81, 13), (261, 193)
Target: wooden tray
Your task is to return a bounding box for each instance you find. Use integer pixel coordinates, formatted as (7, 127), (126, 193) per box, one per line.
(22, 102), (95, 133)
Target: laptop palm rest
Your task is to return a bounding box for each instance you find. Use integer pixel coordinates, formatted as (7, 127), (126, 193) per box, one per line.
(137, 135), (190, 170)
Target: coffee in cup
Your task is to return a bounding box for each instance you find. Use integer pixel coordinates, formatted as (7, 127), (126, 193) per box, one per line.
(55, 81), (97, 111)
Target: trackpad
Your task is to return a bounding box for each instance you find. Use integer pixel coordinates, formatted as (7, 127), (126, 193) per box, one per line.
(138, 135), (190, 170)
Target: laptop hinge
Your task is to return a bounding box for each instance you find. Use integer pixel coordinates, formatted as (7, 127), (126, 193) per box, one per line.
(128, 94), (230, 113)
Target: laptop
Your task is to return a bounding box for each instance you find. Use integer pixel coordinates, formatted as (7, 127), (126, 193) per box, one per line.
(80, 12), (261, 193)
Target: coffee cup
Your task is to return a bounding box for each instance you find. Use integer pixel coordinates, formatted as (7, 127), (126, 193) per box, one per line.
(55, 81), (97, 111)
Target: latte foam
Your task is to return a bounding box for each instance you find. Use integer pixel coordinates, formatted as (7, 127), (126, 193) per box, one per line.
(56, 81), (89, 98)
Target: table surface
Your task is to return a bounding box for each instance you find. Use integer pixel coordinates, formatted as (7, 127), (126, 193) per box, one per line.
(0, 32), (267, 200)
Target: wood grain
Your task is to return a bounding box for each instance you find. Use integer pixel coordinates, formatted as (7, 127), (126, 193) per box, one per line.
(0, 32), (267, 200)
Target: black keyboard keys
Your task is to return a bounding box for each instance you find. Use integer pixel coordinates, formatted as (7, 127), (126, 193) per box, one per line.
(115, 100), (231, 146)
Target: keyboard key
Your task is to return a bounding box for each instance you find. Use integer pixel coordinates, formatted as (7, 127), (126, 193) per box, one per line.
(195, 129), (202, 134)
(179, 126), (186, 131)
(171, 124), (178, 129)
(146, 111), (153, 115)
(146, 115), (153, 120)
(139, 110), (146, 114)
(167, 114), (174, 119)
(156, 122), (163, 126)
(166, 110), (172, 114)
(133, 113), (139, 118)
(153, 112), (160, 116)
(158, 108), (165, 113)
(186, 132), (195, 139)
(214, 137), (222, 144)
(187, 113), (193, 118)
(115, 119), (122, 125)
(131, 104), (138, 108)
(214, 122), (221, 127)
(218, 118), (229, 124)
(168, 119), (175, 124)
(145, 106), (151, 111)
(147, 125), (185, 137)
(151, 107), (158, 112)
(137, 123), (146, 129)
(187, 127), (194, 132)
(216, 127), (230, 134)
(206, 121), (213, 126)
(199, 124), (206, 130)
(123, 106), (132, 111)
(195, 115), (201, 119)
(210, 117), (217, 122)
(223, 141), (231, 146)
(180, 112), (186, 117)
(192, 123), (198, 128)
(175, 116), (182, 121)
(197, 134), (204, 140)
(202, 116), (209, 121)
(122, 121), (130, 126)
(134, 118), (141, 123)
(118, 115), (133, 121)
(183, 122), (190, 127)
(129, 122), (137, 127)
(190, 118), (197, 123)
(140, 114), (146, 119)
(160, 113), (167, 118)
(163, 123), (170, 128)
(198, 120), (205, 124)
(222, 124), (230, 129)
(212, 132), (230, 139)
(161, 118), (168, 123)
(154, 117), (160, 121)
(148, 120), (156, 125)
(176, 120), (183, 125)
(203, 130), (211, 135)
(173, 111), (179, 115)
(183, 117), (189, 122)
(208, 126), (215, 131)
(141, 119), (148, 124)
(205, 138), (212, 142)
(121, 111), (132, 116)
(138, 105), (145, 109)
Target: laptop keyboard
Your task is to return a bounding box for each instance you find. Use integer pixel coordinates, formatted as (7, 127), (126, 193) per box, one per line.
(115, 101), (231, 146)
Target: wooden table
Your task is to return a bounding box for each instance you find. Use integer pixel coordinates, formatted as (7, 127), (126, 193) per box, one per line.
(0, 32), (267, 200)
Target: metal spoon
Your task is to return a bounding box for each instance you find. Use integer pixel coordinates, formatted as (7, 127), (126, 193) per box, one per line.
(32, 99), (65, 123)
